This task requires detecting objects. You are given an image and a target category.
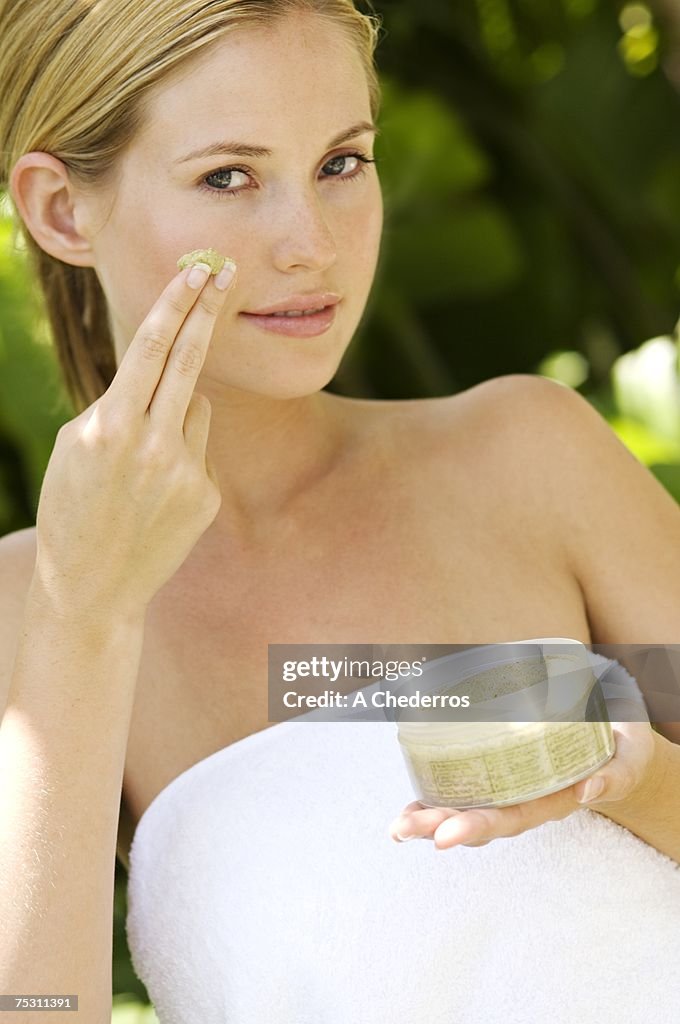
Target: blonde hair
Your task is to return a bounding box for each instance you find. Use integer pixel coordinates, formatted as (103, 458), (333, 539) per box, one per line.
(0, 0), (383, 413)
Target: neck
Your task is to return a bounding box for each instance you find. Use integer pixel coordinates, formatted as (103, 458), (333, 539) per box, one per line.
(192, 384), (349, 547)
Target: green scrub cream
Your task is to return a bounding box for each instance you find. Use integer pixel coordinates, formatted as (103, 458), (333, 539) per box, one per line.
(177, 248), (230, 274)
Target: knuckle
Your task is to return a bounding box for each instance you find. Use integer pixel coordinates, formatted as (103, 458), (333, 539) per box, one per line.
(140, 435), (173, 468)
(140, 330), (171, 360)
(191, 393), (211, 416)
(55, 420), (73, 442)
(198, 291), (223, 317)
(79, 404), (126, 449)
(88, 403), (121, 437)
(173, 343), (203, 376)
(166, 295), (189, 316)
(618, 764), (636, 798)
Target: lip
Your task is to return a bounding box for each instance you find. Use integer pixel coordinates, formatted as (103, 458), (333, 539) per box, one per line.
(240, 303), (338, 337)
(244, 293), (341, 316)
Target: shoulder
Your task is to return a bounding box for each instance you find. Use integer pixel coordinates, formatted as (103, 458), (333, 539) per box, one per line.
(430, 371), (635, 490)
(376, 373), (580, 475)
(459, 376), (680, 646)
(380, 372), (578, 441)
(391, 374), (680, 626)
(441, 372), (586, 450)
(347, 373), (560, 450)
(344, 374), (579, 485)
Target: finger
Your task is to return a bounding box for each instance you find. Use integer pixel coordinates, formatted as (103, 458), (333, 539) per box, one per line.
(390, 805), (458, 843)
(105, 263), (216, 417)
(433, 808), (519, 849)
(183, 391), (212, 458)
(433, 789), (575, 850)
(572, 723), (653, 806)
(150, 264), (237, 430)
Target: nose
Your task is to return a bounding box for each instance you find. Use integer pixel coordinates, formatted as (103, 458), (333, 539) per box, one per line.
(268, 189), (338, 273)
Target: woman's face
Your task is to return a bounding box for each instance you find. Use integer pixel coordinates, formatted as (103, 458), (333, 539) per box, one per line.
(86, 11), (383, 399)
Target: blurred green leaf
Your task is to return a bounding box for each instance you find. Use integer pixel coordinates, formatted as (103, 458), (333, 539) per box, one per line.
(0, 217), (73, 526)
(111, 999), (159, 1024)
(648, 463), (680, 502)
(611, 336), (680, 443)
(378, 76), (492, 211)
(384, 200), (524, 302)
(606, 414), (680, 464)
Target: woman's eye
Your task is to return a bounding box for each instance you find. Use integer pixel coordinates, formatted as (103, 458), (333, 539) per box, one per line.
(200, 167), (251, 196)
(198, 151), (375, 199)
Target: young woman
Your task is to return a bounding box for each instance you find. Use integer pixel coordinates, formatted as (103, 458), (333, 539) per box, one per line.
(1, 2), (679, 1022)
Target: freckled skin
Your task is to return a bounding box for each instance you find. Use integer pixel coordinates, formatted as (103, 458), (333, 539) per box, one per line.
(177, 248), (230, 274)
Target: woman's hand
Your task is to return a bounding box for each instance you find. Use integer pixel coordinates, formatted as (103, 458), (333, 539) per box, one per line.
(389, 721), (657, 850)
(33, 259), (237, 622)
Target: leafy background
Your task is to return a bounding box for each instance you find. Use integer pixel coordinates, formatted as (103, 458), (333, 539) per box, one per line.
(1, 0), (679, 1018)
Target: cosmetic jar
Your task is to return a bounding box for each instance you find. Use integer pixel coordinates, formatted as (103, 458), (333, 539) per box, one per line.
(396, 639), (615, 809)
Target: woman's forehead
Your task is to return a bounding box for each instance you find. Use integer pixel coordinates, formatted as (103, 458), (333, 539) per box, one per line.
(140, 26), (370, 155)
(153, 12), (361, 97)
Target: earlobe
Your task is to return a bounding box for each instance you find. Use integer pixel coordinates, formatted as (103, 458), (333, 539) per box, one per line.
(8, 151), (95, 268)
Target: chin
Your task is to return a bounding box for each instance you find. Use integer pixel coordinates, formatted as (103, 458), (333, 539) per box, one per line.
(202, 360), (342, 402)
(205, 333), (350, 397)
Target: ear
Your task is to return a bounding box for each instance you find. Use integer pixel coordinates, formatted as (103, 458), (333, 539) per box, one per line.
(8, 151), (96, 268)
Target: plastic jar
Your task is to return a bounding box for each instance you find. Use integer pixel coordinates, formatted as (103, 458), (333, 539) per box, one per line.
(396, 638), (615, 809)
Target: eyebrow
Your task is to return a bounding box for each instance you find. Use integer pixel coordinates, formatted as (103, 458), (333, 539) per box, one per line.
(173, 120), (380, 164)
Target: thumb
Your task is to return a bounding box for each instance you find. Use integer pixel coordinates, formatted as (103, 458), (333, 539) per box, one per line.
(573, 723), (653, 806)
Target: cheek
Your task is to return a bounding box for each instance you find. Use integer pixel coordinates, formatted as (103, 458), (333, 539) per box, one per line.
(343, 187), (383, 270)
(103, 204), (235, 335)
(351, 182), (383, 248)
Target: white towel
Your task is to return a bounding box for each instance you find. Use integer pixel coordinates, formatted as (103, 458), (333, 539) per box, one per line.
(126, 657), (680, 1023)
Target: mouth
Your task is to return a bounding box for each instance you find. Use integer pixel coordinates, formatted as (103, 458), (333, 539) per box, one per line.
(239, 303), (339, 337)
(248, 305), (332, 318)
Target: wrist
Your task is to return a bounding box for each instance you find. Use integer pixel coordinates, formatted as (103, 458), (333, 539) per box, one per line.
(26, 569), (148, 636)
(597, 729), (669, 820)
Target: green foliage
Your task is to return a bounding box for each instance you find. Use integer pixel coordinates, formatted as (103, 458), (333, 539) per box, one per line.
(0, 211), (73, 533)
(608, 328), (680, 499)
(334, 0), (680, 396)
(111, 999), (159, 1024)
(376, 79), (525, 302)
(113, 860), (151, 1006)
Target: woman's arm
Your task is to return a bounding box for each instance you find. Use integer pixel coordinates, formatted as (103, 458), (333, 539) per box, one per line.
(391, 375), (680, 859)
(0, 545), (146, 1024)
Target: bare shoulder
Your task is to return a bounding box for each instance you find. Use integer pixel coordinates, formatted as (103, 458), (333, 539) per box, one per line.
(360, 373), (573, 475)
(0, 525), (38, 711)
(461, 375), (680, 643)
(436, 372), (581, 455)
(363, 372), (567, 437)
(371, 372), (680, 619)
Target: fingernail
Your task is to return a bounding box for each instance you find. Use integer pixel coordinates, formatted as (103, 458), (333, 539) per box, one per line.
(215, 260), (237, 290)
(187, 263), (211, 289)
(577, 777), (606, 803)
(396, 832), (416, 843)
